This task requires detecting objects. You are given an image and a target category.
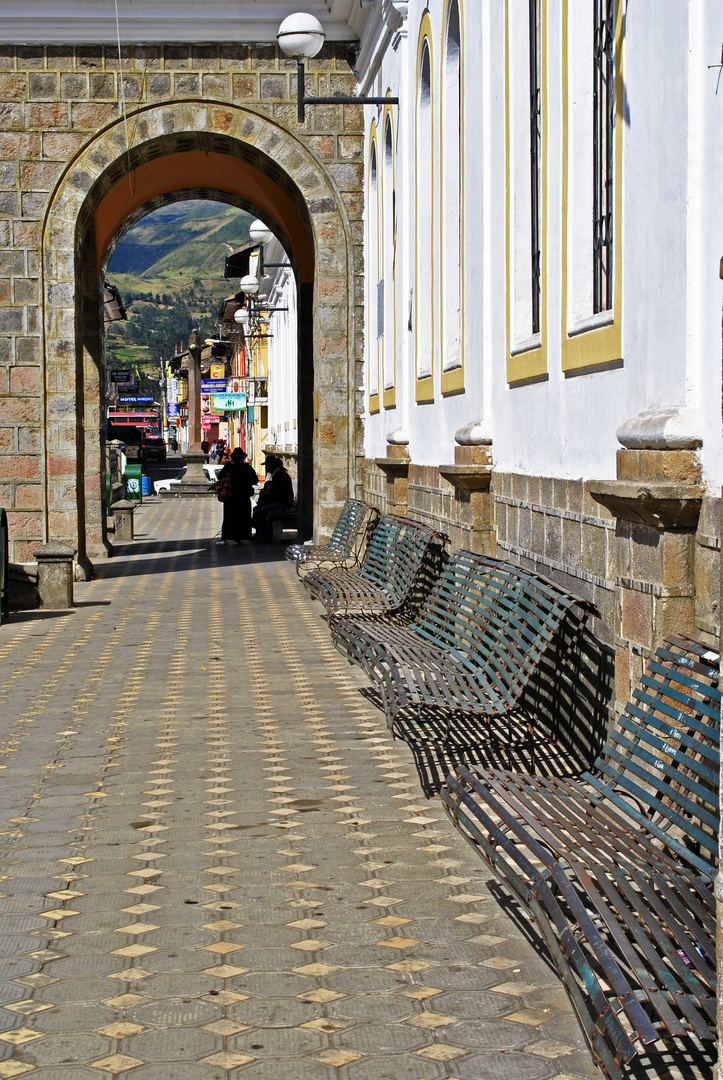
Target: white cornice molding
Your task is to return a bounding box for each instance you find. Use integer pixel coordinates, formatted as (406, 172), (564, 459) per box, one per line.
(356, 0), (405, 93)
(0, 1), (368, 45)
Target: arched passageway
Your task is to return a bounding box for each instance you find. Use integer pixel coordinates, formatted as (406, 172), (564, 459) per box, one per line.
(43, 103), (358, 570)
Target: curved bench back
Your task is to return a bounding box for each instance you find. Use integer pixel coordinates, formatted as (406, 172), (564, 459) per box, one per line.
(359, 514), (446, 608)
(328, 499), (375, 557)
(414, 551), (585, 709)
(592, 634), (720, 867)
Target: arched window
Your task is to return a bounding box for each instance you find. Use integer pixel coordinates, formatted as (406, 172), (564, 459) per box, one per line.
(382, 115), (395, 397)
(442, 0), (462, 379)
(367, 137), (379, 404)
(415, 39), (434, 391)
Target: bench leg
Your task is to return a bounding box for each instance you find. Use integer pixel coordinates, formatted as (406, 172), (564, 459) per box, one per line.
(271, 518), (284, 543)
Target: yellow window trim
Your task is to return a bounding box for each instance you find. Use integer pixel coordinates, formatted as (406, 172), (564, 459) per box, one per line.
(440, 0), (465, 397)
(382, 102), (397, 409)
(560, 0), (623, 373)
(415, 14), (435, 403)
(505, 0), (548, 386)
(368, 121), (380, 412)
(440, 366), (464, 394)
(415, 375), (434, 403)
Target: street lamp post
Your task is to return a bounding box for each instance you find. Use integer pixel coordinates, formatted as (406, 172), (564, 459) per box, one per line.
(181, 327), (209, 484)
(276, 13), (399, 123)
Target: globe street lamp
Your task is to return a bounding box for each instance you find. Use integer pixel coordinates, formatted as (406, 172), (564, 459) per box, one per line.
(277, 12), (399, 123)
(249, 219), (274, 247)
(248, 218), (289, 276)
(240, 274), (260, 297)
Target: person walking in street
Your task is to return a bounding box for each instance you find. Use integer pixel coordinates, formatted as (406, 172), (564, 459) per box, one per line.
(215, 447), (258, 545)
(252, 455), (294, 542)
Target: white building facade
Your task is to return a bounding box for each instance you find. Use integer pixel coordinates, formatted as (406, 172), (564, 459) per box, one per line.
(359, 0), (723, 687)
(359, 10), (723, 1063)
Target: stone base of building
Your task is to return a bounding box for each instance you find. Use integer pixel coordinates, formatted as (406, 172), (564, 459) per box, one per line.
(360, 455), (720, 723)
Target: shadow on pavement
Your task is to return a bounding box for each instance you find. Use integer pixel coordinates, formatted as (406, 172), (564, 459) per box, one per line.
(111, 537), (218, 557)
(94, 542), (289, 579)
(6, 608), (75, 622)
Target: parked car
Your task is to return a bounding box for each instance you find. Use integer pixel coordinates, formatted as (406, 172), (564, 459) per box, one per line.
(140, 434), (167, 463)
(203, 463), (222, 483)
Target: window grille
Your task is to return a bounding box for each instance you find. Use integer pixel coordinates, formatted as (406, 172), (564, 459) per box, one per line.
(528, 0), (542, 335)
(593, 0), (614, 312)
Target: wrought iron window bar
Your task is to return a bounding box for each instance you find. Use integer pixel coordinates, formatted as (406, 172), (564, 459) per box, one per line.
(528, 0), (542, 336)
(593, 0), (615, 313)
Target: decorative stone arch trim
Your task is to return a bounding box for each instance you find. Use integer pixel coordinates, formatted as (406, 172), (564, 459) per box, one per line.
(41, 100), (360, 568)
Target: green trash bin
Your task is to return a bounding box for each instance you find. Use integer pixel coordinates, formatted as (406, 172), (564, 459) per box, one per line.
(0, 508), (8, 625)
(125, 463), (143, 503)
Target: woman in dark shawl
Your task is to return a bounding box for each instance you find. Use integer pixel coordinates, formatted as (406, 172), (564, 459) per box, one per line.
(216, 448), (258, 544)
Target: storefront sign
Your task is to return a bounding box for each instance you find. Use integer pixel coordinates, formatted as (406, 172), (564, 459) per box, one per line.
(210, 364), (225, 380)
(111, 369), (135, 384)
(167, 403), (178, 418)
(201, 379), (227, 392)
(212, 393), (246, 411)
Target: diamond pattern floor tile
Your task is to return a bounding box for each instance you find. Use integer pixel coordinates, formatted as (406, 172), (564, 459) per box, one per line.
(0, 502), (597, 1080)
(91, 1054), (144, 1074)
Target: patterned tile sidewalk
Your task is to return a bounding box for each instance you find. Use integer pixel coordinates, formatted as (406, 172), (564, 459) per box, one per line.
(0, 498), (599, 1080)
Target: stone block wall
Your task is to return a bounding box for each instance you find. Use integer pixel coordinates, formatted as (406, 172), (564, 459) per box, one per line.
(492, 473), (616, 644)
(695, 494), (721, 642)
(408, 465), (495, 554)
(0, 42), (365, 563)
(360, 459), (386, 510)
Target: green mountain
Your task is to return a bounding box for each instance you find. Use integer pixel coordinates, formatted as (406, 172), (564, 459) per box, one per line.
(106, 200), (253, 378)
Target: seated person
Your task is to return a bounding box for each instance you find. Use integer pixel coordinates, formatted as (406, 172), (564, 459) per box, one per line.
(252, 455), (294, 542)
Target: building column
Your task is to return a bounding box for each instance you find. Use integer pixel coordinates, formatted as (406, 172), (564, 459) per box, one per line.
(588, 408), (704, 709)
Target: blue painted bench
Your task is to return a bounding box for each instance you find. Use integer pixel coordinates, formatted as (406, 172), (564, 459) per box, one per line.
(442, 634), (720, 1080)
(285, 499), (379, 571)
(331, 550), (594, 745)
(302, 513), (447, 621)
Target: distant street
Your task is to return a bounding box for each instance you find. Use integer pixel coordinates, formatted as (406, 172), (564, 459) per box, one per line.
(143, 451), (191, 490)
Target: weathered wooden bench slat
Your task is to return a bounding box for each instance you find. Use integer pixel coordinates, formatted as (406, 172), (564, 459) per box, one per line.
(441, 635), (720, 1079)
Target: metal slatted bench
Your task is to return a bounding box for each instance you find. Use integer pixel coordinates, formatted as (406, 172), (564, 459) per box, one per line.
(330, 550), (595, 743)
(285, 499), (379, 574)
(441, 634), (720, 1080)
(302, 514), (447, 620)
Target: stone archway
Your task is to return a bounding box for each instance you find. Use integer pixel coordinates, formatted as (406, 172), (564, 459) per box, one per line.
(42, 101), (359, 569)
